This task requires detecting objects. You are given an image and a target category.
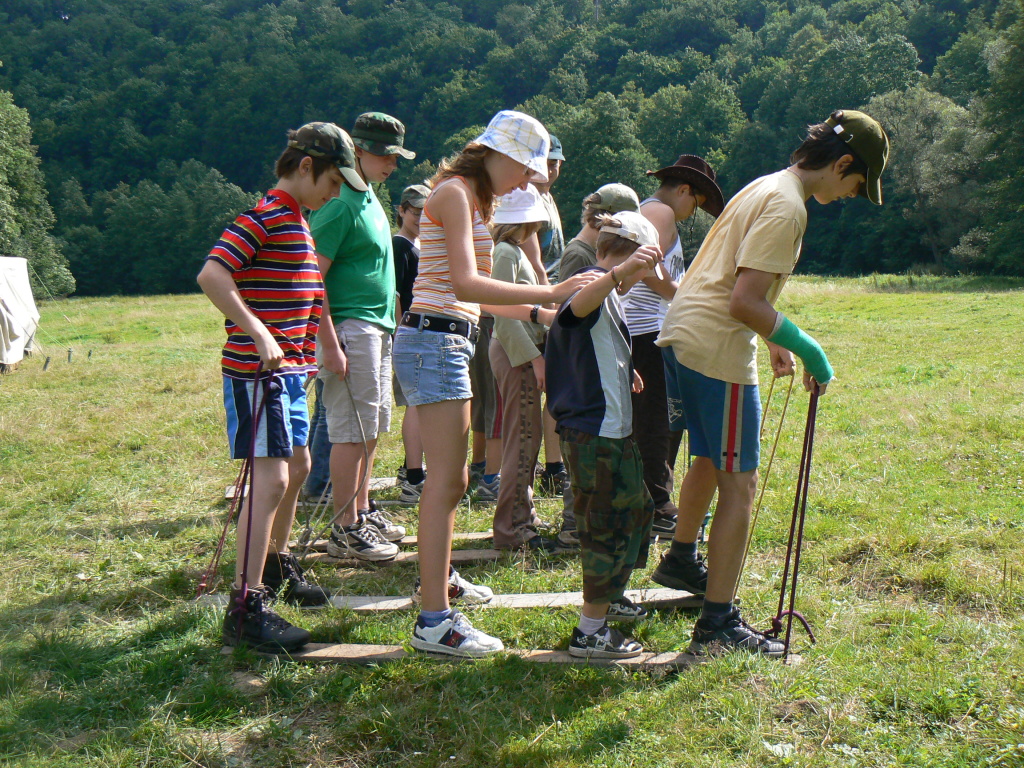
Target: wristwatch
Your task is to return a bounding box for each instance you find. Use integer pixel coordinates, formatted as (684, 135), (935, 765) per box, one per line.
(530, 304), (541, 324)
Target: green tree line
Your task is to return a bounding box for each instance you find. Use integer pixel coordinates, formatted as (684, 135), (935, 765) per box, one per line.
(1, 0), (1022, 296)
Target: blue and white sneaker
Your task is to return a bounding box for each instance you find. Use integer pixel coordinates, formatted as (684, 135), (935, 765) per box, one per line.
(410, 611), (504, 657)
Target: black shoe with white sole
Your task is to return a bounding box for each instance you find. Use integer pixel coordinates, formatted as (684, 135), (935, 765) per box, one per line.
(687, 608), (785, 657)
(568, 624), (643, 659)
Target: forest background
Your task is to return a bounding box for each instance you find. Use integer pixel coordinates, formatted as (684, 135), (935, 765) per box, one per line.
(1, 0), (1023, 298)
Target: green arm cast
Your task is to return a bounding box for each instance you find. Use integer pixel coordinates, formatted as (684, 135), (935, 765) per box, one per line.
(768, 315), (834, 384)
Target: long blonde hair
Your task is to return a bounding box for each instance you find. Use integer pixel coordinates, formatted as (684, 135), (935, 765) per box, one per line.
(431, 143), (497, 222)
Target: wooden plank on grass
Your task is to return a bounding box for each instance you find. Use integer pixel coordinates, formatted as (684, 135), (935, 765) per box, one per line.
(199, 586), (702, 612)
(301, 548), (501, 566)
(230, 477), (396, 502)
(223, 643), (707, 669)
(292, 530), (492, 551)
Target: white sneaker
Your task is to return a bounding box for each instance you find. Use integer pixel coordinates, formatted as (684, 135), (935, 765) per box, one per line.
(362, 508), (406, 542)
(325, 519), (399, 562)
(410, 611), (504, 657)
(412, 566), (494, 605)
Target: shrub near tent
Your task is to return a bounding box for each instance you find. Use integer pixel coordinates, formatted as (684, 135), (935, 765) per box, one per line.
(0, 257), (40, 374)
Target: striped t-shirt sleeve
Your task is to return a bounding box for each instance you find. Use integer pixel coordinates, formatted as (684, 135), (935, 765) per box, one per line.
(208, 211), (269, 272)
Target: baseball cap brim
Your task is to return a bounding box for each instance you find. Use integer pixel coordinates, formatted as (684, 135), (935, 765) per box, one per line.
(862, 168), (883, 205)
(340, 166), (368, 192)
(353, 138), (416, 160)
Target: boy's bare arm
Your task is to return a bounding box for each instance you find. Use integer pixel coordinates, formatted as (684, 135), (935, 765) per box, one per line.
(569, 245), (662, 318)
(197, 260), (284, 369)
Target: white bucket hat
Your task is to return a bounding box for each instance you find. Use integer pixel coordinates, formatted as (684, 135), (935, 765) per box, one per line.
(492, 185), (549, 225)
(599, 210), (659, 248)
(474, 110), (550, 184)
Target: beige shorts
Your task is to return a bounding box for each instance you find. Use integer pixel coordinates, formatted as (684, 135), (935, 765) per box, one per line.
(319, 318), (392, 443)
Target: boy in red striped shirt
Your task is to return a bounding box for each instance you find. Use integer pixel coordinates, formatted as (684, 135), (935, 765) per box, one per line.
(197, 122), (363, 652)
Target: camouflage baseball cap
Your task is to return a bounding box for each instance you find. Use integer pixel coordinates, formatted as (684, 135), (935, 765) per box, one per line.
(825, 109), (889, 205)
(288, 122), (367, 192)
(400, 184), (430, 208)
(351, 112), (416, 159)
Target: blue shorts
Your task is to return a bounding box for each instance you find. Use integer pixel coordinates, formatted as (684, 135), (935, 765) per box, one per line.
(662, 350), (761, 473)
(223, 372), (310, 460)
(392, 323), (476, 407)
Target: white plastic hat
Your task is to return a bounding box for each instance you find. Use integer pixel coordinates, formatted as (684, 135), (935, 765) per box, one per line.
(492, 185), (549, 225)
(474, 110), (550, 184)
(599, 210), (659, 248)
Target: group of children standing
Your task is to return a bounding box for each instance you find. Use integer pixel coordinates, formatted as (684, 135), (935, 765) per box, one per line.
(200, 106), (889, 660)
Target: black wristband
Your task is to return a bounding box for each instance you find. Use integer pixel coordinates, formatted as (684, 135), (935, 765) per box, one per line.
(530, 304), (540, 323)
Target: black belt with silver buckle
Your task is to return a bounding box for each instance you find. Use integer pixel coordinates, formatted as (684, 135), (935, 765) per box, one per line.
(401, 312), (480, 343)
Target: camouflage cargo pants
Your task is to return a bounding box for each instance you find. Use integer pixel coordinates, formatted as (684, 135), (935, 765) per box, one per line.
(560, 427), (655, 604)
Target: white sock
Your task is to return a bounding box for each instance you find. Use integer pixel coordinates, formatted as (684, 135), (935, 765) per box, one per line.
(577, 613), (605, 636)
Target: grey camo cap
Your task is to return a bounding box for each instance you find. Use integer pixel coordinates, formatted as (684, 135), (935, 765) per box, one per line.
(288, 122), (367, 192)
(352, 112), (416, 159)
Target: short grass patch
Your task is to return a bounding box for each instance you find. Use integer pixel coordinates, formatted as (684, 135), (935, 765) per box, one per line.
(1, 281), (1023, 767)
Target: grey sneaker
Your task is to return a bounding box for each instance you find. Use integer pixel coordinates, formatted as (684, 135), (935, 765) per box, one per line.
(556, 525), (580, 551)
(687, 608), (785, 657)
(398, 479), (424, 505)
(475, 475), (500, 504)
(362, 508), (406, 542)
(568, 624), (642, 659)
(326, 518), (399, 562)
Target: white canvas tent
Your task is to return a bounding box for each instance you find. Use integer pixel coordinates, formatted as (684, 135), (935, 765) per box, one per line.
(0, 257), (40, 373)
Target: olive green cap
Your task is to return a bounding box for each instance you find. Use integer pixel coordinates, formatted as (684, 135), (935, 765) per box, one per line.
(825, 109), (890, 205)
(351, 112), (415, 159)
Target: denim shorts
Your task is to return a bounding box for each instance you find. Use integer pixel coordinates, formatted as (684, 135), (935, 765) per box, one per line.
(223, 372), (309, 460)
(392, 323), (476, 407)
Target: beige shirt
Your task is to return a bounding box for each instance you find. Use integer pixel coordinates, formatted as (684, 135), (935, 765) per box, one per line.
(656, 170), (807, 385)
(491, 241), (547, 367)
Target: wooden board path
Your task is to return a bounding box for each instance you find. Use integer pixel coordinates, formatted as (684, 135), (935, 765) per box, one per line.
(200, 586), (703, 613)
(223, 643), (709, 669)
(226, 476), (398, 500)
(292, 530), (493, 551)
(301, 548), (500, 566)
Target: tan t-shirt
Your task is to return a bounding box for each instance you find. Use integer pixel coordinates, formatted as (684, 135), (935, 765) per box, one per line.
(656, 170), (807, 385)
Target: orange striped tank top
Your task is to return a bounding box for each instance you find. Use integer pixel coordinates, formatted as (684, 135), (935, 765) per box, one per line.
(410, 177), (492, 323)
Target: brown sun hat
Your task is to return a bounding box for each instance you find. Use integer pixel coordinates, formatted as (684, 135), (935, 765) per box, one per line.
(646, 155), (725, 218)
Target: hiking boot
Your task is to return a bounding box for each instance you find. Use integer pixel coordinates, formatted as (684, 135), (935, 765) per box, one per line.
(606, 596), (649, 622)
(568, 624), (643, 659)
(651, 514), (678, 537)
(362, 507), (406, 542)
(413, 565), (494, 605)
(651, 551), (708, 594)
(298, 487), (332, 509)
(687, 607), (785, 657)
(555, 525), (580, 551)
(262, 552), (331, 608)
(475, 475), (500, 504)
(410, 611), (504, 657)
(397, 479), (424, 505)
(222, 586), (310, 653)
(537, 467), (568, 497)
(326, 518), (399, 561)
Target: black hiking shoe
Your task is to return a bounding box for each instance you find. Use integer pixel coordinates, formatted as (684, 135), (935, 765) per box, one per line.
(687, 607), (785, 657)
(263, 552), (331, 608)
(568, 624), (643, 659)
(222, 586), (310, 653)
(536, 467), (568, 497)
(651, 551), (708, 594)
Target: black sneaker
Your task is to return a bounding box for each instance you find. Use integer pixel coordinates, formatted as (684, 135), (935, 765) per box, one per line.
(687, 608), (785, 657)
(537, 468), (568, 497)
(651, 514), (678, 536)
(568, 624), (643, 659)
(606, 596), (649, 622)
(222, 586), (310, 653)
(651, 552), (708, 594)
(262, 552), (331, 608)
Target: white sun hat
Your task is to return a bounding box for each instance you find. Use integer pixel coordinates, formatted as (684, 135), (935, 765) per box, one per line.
(492, 185), (550, 225)
(474, 110), (550, 184)
(600, 210), (660, 248)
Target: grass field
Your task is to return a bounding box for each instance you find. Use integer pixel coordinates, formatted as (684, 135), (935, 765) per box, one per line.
(2, 276), (1023, 767)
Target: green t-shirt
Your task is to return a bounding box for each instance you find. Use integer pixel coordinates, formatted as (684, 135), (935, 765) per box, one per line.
(309, 184), (397, 332)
